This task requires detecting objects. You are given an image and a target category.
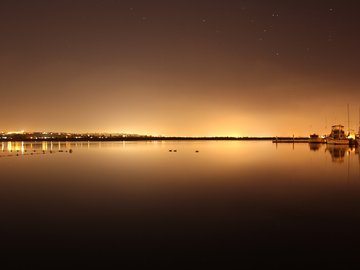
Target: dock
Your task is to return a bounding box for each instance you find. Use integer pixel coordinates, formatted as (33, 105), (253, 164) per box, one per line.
(272, 139), (309, 143)
(272, 136), (309, 143)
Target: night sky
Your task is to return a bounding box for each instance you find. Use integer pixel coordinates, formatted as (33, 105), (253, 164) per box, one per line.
(1, 0), (359, 136)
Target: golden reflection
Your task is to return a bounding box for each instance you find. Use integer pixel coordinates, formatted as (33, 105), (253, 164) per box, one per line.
(42, 142), (48, 151)
(0, 141), (74, 155)
(325, 145), (356, 163)
(66, 142), (71, 150)
(14, 142), (22, 152)
(309, 143), (323, 152)
(7, 142), (12, 151)
(3, 141), (29, 153)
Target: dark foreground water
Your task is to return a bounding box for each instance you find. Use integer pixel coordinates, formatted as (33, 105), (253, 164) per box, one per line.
(1, 141), (360, 267)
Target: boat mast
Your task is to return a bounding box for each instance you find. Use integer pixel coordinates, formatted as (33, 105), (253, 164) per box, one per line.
(347, 104), (350, 136)
(325, 117), (327, 136)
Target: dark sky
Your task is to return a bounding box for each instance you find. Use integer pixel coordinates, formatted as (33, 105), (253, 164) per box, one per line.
(1, 0), (359, 136)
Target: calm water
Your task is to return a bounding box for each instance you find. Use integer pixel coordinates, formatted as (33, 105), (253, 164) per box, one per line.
(1, 141), (360, 266)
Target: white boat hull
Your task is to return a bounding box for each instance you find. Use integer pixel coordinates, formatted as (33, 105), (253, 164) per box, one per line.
(326, 138), (350, 145)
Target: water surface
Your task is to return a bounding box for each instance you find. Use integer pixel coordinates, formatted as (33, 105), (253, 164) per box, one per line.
(1, 141), (360, 266)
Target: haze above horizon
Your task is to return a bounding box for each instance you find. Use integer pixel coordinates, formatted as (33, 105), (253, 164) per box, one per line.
(1, 1), (359, 136)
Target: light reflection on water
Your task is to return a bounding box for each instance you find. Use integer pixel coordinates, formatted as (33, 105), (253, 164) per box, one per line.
(1, 141), (360, 264)
(1, 141), (359, 185)
(1, 140), (360, 183)
(1, 141), (74, 154)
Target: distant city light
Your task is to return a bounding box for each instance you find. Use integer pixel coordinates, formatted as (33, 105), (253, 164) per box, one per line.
(6, 130), (25, 135)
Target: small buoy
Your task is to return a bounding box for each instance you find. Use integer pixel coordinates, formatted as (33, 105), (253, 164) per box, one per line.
(195, 150), (199, 153)
(50, 150), (53, 154)
(174, 150), (177, 152)
(169, 150), (172, 152)
(31, 153), (33, 155)
(69, 149), (73, 154)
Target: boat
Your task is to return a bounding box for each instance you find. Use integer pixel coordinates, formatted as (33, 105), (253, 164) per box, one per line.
(357, 108), (360, 146)
(309, 133), (325, 144)
(326, 125), (350, 145)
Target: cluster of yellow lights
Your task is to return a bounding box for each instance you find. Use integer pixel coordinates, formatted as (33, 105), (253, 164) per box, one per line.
(6, 130), (25, 135)
(347, 133), (356, 140)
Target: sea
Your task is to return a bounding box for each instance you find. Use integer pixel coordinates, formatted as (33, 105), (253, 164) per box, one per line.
(1, 141), (360, 267)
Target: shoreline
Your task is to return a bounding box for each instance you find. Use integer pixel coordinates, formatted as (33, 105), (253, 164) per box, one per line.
(0, 137), (310, 142)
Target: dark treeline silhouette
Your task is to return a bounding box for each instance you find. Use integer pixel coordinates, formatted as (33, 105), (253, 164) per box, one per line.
(0, 133), (309, 142)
